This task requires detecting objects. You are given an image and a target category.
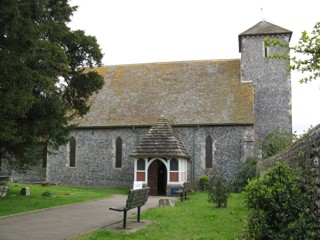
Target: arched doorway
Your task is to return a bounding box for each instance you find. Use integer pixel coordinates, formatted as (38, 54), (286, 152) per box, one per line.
(148, 159), (167, 196)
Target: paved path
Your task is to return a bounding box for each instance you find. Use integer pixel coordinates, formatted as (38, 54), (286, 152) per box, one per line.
(0, 195), (171, 240)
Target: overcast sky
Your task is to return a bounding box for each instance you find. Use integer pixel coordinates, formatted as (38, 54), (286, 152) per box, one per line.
(68, 0), (320, 134)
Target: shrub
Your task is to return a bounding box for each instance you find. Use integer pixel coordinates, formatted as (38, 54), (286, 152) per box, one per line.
(232, 157), (258, 192)
(199, 176), (210, 191)
(243, 162), (317, 239)
(42, 191), (52, 197)
(207, 176), (230, 208)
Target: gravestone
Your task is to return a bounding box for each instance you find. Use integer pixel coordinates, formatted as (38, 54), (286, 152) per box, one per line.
(159, 199), (175, 207)
(0, 176), (10, 197)
(20, 187), (30, 196)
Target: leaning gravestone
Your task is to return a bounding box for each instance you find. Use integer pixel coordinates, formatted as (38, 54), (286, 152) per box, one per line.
(0, 176), (10, 197)
(159, 199), (175, 207)
(0, 185), (8, 197)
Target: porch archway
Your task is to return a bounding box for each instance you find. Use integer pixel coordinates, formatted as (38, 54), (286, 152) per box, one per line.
(147, 159), (167, 196)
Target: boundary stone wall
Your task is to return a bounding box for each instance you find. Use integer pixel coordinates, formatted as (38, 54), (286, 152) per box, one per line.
(257, 124), (320, 225)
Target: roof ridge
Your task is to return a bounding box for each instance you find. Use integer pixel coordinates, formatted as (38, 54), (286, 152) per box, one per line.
(96, 59), (241, 68)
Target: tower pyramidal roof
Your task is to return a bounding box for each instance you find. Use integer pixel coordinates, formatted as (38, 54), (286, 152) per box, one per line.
(238, 20), (292, 52)
(130, 116), (190, 159)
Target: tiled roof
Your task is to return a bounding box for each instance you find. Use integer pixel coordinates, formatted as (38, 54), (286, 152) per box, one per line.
(73, 59), (253, 127)
(130, 116), (190, 158)
(239, 21), (292, 52)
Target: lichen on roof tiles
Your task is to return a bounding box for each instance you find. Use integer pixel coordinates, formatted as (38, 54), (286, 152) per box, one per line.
(73, 59), (254, 127)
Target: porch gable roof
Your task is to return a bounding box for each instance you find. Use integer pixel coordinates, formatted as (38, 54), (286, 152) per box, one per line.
(130, 116), (190, 159)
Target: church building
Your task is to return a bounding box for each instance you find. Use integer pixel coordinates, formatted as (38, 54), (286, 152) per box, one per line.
(5, 21), (293, 195)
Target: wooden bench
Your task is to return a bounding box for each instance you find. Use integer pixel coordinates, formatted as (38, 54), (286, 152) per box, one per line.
(0, 176), (10, 198)
(176, 181), (191, 202)
(109, 187), (150, 229)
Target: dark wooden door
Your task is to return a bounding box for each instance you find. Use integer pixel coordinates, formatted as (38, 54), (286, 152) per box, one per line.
(148, 160), (158, 196)
(148, 160), (167, 196)
(157, 162), (167, 195)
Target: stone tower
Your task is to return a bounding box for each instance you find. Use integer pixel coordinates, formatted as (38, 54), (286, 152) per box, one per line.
(239, 21), (292, 141)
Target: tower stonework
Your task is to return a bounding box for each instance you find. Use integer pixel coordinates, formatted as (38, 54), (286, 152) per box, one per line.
(239, 21), (292, 141)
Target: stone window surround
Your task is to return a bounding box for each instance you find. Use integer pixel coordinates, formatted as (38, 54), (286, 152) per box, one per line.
(263, 41), (270, 58)
(115, 137), (123, 169)
(205, 135), (213, 168)
(68, 137), (76, 168)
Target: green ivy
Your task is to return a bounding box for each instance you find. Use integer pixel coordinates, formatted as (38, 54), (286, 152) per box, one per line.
(243, 162), (317, 239)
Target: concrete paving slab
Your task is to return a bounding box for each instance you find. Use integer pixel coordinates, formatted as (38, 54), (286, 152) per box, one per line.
(0, 195), (175, 240)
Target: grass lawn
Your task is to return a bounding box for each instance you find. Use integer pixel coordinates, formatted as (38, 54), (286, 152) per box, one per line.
(78, 192), (247, 240)
(0, 183), (128, 217)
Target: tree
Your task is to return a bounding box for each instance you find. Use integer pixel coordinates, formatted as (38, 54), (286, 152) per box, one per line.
(261, 129), (296, 159)
(0, 0), (104, 170)
(232, 157), (258, 192)
(244, 162), (317, 239)
(265, 21), (320, 83)
(207, 176), (230, 208)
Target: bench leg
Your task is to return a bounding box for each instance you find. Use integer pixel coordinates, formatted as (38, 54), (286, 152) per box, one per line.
(137, 206), (141, 222)
(180, 193), (183, 202)
(184, 192), (187, 200)
(123, 210), (127, 229)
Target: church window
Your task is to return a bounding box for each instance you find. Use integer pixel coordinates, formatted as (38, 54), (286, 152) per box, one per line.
(136, 158), (145, 181)
(69, 137), (76, 167)
(205, 136), (213, 168)
(137, 158), (145, 170)
(170, 158), (178, 171)
(115, 137), (122, 168)
(170, 158), (179, 182)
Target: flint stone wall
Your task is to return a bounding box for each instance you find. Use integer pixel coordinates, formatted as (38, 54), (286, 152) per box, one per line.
(241, 35), (292, 141)
(1, 161), (46, 183)
(257, 124), (320, 223)
(47, 125), (252, 187)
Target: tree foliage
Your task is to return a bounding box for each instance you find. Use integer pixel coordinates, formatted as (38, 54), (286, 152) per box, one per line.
(207, 176), (230, 208)
(265, 21), (320, 83)
(243, 162), (317, 239)
(261, 129), (296, 159)
(0, 0), (104, 169)
(232, 157), (258, 192)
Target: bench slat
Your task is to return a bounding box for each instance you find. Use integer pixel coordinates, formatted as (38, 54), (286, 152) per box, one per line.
(126, 188), (149, 209)
(109, 187), (150, 229)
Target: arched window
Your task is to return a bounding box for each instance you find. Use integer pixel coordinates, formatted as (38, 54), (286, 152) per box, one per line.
(137, 158), (145, 170)
(170, 158), (178, 171)
(115, 137), (122, 168)
(69, 137), (76, 167)
(205, 136), (213, 168)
